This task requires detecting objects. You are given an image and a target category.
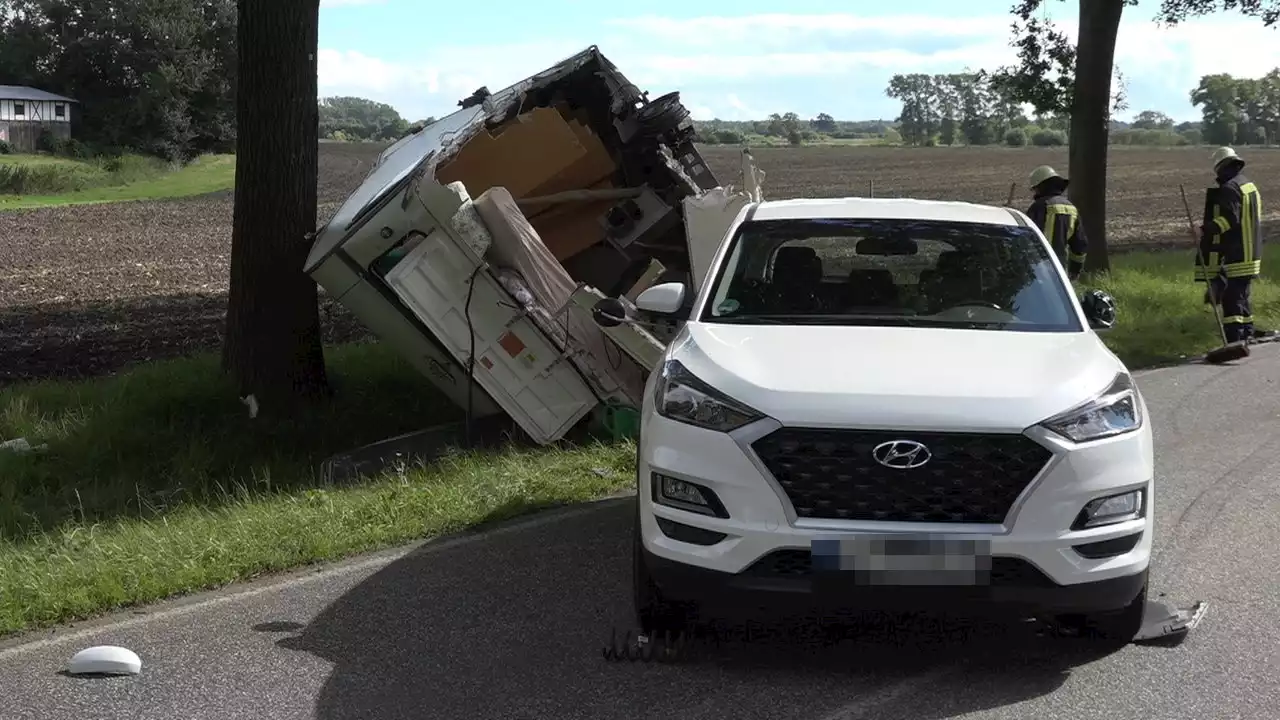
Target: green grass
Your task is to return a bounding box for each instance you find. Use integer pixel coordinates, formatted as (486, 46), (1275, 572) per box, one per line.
(0, 153), (173, 196)
(1089, 249), (1280, 368)
(0, 154), (235, 209)
(0, 247), (1271, 636)
(0, 342), (631, 635)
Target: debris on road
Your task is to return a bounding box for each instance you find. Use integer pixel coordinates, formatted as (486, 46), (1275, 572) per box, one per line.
(1133, 599), (1209, 643)
(66, 646), (142, 677)
(0, 437), (46, 453)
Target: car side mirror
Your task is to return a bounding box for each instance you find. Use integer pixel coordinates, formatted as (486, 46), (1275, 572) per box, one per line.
(591, 297), (628, 328)
(635, 282), (686, 316)
(1081, 289), (1117, 331)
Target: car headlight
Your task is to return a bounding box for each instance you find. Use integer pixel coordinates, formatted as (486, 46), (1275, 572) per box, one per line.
(653, 359), (764, 432)
(1040, 372), (1143, 442)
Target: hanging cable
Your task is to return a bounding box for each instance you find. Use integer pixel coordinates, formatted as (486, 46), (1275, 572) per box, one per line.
(463, 263), (485, 449)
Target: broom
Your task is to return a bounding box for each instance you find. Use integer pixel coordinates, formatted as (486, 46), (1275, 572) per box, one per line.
(1179, 184), (1250, 364)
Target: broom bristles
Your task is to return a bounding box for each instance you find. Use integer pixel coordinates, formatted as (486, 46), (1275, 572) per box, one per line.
(1205, 342), (1250, 364)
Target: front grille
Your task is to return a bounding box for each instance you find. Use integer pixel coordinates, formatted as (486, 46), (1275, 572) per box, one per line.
(746, 549), (1056, 587)
(751, 428), (1052, 524)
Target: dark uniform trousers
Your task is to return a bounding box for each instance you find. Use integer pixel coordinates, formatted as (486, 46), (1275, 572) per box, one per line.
(1026, 193), (1088, 278)
(1196, 171), (1264, 343)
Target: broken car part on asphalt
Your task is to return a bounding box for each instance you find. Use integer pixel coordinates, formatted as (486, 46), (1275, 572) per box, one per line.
(601, 599), (1211, 664)
(66, 646), (142, 677)
(305, 46), (764, 447)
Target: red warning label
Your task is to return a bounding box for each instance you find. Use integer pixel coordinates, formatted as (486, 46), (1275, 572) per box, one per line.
(498, 331), (526, 358)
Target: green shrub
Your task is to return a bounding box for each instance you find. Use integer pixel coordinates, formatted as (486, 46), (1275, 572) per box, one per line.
(715, 129), (744, 145)
(0, 140), (11, 155)
(1180, 128), (1203, 145)
(36, 129), (57, 153)
(1031, 129), (1067, 147)
(0, 154), (174, 195)
(1005, 128), (1028, 147)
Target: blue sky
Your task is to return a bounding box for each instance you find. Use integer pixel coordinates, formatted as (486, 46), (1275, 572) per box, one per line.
(317, 0), (1280, 124)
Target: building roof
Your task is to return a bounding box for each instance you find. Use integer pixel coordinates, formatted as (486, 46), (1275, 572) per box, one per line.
(750, 196), (1019, 226)
(0, 85), (78, 103)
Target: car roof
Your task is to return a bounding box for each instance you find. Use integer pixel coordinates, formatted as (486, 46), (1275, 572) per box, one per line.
(749, 197), (1021, 226)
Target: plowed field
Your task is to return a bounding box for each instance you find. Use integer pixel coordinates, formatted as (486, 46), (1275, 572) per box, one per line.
(2, 142), (1277, 384)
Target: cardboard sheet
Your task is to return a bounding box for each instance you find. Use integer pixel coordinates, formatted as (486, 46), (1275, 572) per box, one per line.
(473, 186), (649, 407)
(435, 107), (590, 200)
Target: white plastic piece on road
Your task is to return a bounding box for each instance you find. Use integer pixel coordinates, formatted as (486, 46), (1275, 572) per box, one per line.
(240, 394), (259, 419)
(0, 437), (47, 453)
(1133, 600), (1210, 642)
(66, 646), (142, 676)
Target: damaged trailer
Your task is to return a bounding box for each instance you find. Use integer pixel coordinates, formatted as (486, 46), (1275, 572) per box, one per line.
(304, 47), (765, 445)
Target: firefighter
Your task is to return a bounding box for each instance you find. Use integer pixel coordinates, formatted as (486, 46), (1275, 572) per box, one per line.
(1196, 146), (1266, 343)
(1025, 165), (1088, 280)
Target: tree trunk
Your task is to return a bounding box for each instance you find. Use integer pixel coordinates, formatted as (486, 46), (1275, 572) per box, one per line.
(221, 0), (329, 411)
(1069, 0), (1125, 275)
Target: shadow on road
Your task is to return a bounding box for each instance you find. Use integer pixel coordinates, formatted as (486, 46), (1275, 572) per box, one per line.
(267, 498), (1120, 720)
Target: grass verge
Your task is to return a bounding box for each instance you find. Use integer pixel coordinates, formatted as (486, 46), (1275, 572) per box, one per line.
(0, 342), (631, 636)
(1087, 248), (1280, 368)
(0, 247), (1271, 636)
(0, 154), (235, 209)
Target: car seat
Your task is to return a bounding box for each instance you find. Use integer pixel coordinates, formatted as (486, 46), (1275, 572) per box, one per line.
(770, 246), (824, 312)
(845, 268), (898, 308)
(920, 250), (983, 311)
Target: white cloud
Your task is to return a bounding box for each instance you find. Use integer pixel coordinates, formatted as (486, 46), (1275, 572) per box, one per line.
(320, 0), (384, 6)
(317, 10), (1280, 122)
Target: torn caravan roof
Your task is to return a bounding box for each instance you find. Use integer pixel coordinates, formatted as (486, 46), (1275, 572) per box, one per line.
(305, 46), (757, 445)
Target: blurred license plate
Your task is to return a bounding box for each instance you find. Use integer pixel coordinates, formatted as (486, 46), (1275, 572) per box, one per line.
(811, 535), (992, 586)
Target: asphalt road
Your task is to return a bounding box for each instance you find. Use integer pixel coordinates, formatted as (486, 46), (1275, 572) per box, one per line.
(4, 346), (1280, 720)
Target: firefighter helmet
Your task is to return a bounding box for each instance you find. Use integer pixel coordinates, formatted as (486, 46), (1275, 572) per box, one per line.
(1211, 146), (1244, 171)
(1029, 165), (1066, 190)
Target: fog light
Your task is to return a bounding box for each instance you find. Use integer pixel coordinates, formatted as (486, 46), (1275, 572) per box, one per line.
(651, 473), (728, 518)
(1075, 489), (1144, 529)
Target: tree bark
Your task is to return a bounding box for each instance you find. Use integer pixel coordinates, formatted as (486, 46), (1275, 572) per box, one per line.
(222, 0), (329, 411)
(1069, 0), (1125, 275)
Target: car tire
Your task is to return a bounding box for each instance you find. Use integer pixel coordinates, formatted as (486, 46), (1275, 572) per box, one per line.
(1057, 581), (1147, 644)
(633, 510), (695, 635)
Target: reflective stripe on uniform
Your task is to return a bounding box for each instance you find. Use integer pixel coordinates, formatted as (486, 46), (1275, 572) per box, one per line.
(1223, 315), (1254, 325)
(1224, 261), (1261, 277)
(1044, 203), (1083, 262)
(1241, 181), (1260, 267)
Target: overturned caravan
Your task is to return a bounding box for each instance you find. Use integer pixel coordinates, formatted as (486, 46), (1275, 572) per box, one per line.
(304, 47), (765, 445)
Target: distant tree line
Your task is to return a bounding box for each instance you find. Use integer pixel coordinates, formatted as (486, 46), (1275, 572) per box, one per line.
(318, 96), (434, 143)
(879, 68), (1280, 150)
(1190, 70), (1280, 146)
(692, 115), (891, 146)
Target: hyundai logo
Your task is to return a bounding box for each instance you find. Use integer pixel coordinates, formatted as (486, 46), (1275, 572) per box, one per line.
(872, 440), (931, 469)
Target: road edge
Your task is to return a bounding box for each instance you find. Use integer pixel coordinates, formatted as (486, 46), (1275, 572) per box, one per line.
(0, 491), (636, 656)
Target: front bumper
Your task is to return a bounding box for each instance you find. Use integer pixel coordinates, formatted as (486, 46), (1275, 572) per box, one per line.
(638, 410), (1154, 615)
(641, 543), (1148, 615)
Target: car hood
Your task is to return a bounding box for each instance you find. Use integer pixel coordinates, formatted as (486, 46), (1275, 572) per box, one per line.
(671, 323), (1127, 432)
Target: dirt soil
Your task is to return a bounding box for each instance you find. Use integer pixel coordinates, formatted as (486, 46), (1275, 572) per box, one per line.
(2, 142), (1277, 385)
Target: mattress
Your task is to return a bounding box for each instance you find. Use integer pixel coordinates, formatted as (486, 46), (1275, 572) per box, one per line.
(472, 186), (649, 407)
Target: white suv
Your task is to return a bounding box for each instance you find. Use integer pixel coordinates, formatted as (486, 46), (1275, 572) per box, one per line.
(630, 197), (1152, 641)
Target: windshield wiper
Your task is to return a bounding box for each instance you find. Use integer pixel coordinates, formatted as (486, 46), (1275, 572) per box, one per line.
(708, 315), (797, 324)
(709, 313), (922, 326)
